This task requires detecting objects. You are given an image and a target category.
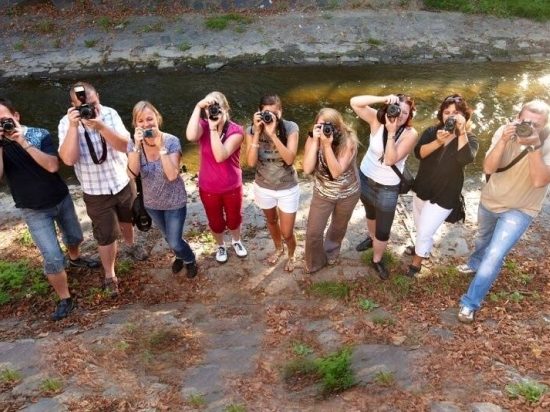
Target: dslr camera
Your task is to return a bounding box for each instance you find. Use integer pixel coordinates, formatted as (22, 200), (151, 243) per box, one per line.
(515, 120), (533, 138)
(444, 117), (456, 132)
(386, 104), (401, 118)
(208, 102), (221, 120)
(73, 86), (96, 120)
(0, 117), (15, 134)
(260, 110), (274, 123)
(321, 122), (335, 137)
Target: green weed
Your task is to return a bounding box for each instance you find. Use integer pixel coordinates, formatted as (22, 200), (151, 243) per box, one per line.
(309, 281), (350, 300)
(226, 405), (246, 412)
(116, 259), (132, 276)
(17, 229), (33, 246)
(1, 369), (21, 385)
(188, 393), (206, 407)
(136, 21), (165, 33)
(358, 298), (379, 312)
(283, 358), (317, 380)
(84, 39), (99, 48)
(97, 17), (127, 31)
(506, 380), (548, 402)
(372, 315), (396, 326)
(292, 341), (314, 356)
(373, 370), (395, 385)
(13, 42), (25, 51)
(314, 348), (355, 394)
(509, 291), (524, 302)
(368, 37), (384, 46)
(178, 41), (192, 52)
(423, 0), (550, 21)
(116, 340), (130, 351)
(205, 14), (252, 31)
(37, 21), (55, 34)
(0, 260), (49, 305)
(489, 291), (507, 302)
(40, 378), (63, 395)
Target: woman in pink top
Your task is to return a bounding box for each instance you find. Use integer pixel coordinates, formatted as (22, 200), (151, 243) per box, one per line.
(186, 91), (247, 264)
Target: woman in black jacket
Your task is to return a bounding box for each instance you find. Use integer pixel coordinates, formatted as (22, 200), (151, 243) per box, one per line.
(405, 94), (479, 277)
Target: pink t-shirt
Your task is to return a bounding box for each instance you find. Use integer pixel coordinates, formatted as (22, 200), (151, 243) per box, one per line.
(198, 118), (244, 193)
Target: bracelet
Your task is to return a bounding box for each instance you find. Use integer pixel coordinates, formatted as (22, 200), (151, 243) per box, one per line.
(159, 148), (168, 155)
(250, 143), (259, 148)
(132, 147), (141, 153)
(23, 142), (34, 150)
(210, 128), (218, 132)
(388, 135), (395, 140)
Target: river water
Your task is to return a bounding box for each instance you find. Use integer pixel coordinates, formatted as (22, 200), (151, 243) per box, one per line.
(1, 61), (550, 185)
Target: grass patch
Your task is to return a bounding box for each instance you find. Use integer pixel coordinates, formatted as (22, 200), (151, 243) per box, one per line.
(226, 405), (246, 412)
(115, 259), (132, 276)
(0, 260), (49, 305)
(116, 340), (130, 351)
(188, 393), (206, 407)
(178, 41), (192, 52)
(314, 348), (355, 394)
(506, 380), (548, 402)
(372, 315), (396, 327)
(1, 369), (21, 386)
(368, 37), (384, 46)
(136, 21), (165, 33)
(423, 0), (550, 21)
(84, 39), (99, 48)
(40, 378), (63, 396)
(37, 21), (55, 34)
(373, 370), (395, 386)
(205, 14), (252, 31)
(358, 298), (379, 312)
(17, 229), (33, 246)
(309, 281), (350, 300)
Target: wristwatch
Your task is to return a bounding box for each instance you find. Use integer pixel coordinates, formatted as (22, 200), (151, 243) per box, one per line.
(526, 145), (542, 152)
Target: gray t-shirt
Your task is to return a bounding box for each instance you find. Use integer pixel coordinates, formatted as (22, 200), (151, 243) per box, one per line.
(247, 119), (299, 190)
(128, 134), (187, 210)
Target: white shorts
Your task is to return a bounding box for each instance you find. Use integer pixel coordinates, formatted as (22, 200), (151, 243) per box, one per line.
(253, 182), (300, 214)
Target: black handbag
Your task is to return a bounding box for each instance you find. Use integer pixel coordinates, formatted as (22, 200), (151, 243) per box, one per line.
(445, 194), (466, 224)
(392, 165), (415, 195)
(132, 175), (152, 232)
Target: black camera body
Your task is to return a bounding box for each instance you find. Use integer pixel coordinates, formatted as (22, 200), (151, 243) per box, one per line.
(208, 102), (221, 120)
(321, 122), (335, 137)
(515, 120), (533, 138)
(386, 104), (401, 118)
(0, 117), (15, 134)
(444, 117), (456, 132)
(73, 85), (96, 120)
(260, 111), (274, 123)
(143, 129), (153, 138)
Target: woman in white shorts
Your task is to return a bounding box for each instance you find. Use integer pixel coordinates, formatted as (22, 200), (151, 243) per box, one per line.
(246, 94), (300, 271)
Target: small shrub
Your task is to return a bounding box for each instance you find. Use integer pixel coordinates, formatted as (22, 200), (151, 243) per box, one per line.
(40, 378), (63, 395)
(116, 259), (132, 276)
(116, 341), (130, 351)
(314, 348), (355, 394)
(37, 21), (55, 34)
(0, 260), (49, 305)
(509, 291), (524, 302)
(17, 229), (33, 246)
(226, 405), (246, 412)
(372, 315), (396, 326)
(1, 369), (21, 385)
(13, 42), (25, 51)
(188, 393), (206, 407)
(506, 381), (548, 403)
(205, 14), (252, 31)
(309, 281), (350, 300)
(84, 39), (99, 48)
(373, 370), (395, 385)
(137, 21), (165, 33)
(178, 41), (192, 52)
(292, 341), (314, 356)
(368, 37), (384, 46)
(358, 298), (379, 312)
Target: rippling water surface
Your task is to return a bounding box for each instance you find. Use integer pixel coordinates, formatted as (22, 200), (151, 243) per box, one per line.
(1, 61), (550, 185)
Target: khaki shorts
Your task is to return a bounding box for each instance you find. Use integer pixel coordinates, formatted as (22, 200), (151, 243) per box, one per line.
(83, 183), (135, 246)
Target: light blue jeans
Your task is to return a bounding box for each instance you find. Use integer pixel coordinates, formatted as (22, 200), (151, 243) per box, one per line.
(460, 203), (533, 311)
(21, 193), (84, 274)
(145, 206), (196, 263)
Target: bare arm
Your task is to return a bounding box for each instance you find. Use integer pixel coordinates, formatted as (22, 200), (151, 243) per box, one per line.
(483, 124), (514, 174)
(186, 103), (204, 142)
(319, 132), (356, 179)
(8, 124), (59, 173)
(58, 108), (82, 166)
(302, 133), (319, 175)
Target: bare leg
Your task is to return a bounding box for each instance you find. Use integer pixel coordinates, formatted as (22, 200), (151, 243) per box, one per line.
(212, 231), (225, 246)
(263, 207), (285, 264)
(47, 271), (70, 299)
(279, 209), (297, 272)
(99, 242), (117, 279)
(367, 218), (386, 263)
(119, 222), (135, 245)
(66, 244), (80, 260)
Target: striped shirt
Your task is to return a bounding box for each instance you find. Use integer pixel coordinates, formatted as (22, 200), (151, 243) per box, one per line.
(58, 105), (130, 195)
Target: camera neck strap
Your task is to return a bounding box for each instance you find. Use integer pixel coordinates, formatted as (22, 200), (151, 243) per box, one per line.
(218, 121), (230, 144)
(379, 125), (406, 164)
(81, 122), (107, 165)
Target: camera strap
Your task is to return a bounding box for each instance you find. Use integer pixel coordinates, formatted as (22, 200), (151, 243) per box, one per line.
(218, 121), (230, 144)
(379, 125), (406, 164)
(81, 122), (107, 164)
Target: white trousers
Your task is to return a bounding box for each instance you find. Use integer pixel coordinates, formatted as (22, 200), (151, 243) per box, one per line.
(412, 194), (452, 258)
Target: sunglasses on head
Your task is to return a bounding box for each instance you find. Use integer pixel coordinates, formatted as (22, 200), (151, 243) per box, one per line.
(444, 96), (463, 104)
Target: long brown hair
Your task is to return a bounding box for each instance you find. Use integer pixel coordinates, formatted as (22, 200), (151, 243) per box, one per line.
(314, 108), (358, 157)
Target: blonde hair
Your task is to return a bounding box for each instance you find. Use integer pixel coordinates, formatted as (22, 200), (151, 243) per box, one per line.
(132, 100), (163, 128)
(208, 91), (231, 114)
(314, 107), (358, 156)
(520, 100), (550, 126)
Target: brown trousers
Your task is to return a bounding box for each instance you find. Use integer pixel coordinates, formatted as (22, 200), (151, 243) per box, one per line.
(304, 190), (360, 273)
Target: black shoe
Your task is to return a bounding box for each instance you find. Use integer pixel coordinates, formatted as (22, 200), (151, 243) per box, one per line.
(69, 256), (100, 269)
(405, 264), (421, 278)
(172, 258), (184, 274)
(103, 278), (120, 298)
(356, 236), (373, 252)
(185, 261), (198, 279)
(51, 298), (75, 321)
(371, 259), (389, 280)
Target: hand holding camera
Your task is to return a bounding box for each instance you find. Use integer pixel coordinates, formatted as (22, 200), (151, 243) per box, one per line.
(0, 117), (16, 137)
(317, 122), (334, 148)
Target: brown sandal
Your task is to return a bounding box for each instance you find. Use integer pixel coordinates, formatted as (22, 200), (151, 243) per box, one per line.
(266, 246), (285, 265)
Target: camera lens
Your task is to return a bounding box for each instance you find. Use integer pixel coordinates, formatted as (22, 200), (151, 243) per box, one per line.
(516, 121), (533, 137)
(444, 117), (456, 132)
(1, 118), (15, 132)
(260, 111), (273, 123)
(322, 122), (334, 137)
(209, 103), (221, 119)
(78, 104), (95, 120)
(386, 104), (401, 118)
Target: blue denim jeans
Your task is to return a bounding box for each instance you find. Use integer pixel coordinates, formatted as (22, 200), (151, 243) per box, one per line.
(21, 193), (84, 274)
(145, 206), (196, 263)
(460, 203), (533, 311)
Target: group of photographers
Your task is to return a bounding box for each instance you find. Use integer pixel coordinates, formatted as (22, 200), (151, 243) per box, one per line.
(1, 83), (549, 325)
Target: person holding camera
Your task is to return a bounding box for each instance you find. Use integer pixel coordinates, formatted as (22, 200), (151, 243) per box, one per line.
(302, 108), (360, 274)
(245, 94), (300, 271)
(58, 82), (147, 299)
(0, 97), (99, 321)
(405, 94), (479, 277)
(457, 100), (550, 323)
(127, 101), (198, 278)
(186, 91), (247, 263)
(350, 94), (418, 280)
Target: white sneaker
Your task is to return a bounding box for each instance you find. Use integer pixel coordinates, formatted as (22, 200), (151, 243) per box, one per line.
(458, 306), (475, 323)
(457, 264), (475, 275)
(216, 245), (228, 264)
(232, 240), (248, 258)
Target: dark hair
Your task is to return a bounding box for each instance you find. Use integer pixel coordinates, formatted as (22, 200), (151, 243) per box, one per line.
(0, 98), (17, 115)
(258, 93), (288, 146)
(376, 94), (416, 127)
(436, 94), (473, 127)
